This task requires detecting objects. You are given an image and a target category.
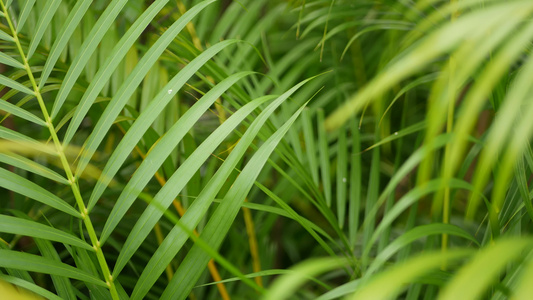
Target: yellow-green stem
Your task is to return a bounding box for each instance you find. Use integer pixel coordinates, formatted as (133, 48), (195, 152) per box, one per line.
(0, 2), (119, 299)
(442, 0), (459, 265)
(243, 200), (263, 288)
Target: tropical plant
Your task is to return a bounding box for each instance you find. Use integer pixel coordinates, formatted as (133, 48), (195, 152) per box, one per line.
(2, 0), (533, 299)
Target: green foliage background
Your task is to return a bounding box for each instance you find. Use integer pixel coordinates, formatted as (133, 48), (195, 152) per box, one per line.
(1, 0), (533, 299)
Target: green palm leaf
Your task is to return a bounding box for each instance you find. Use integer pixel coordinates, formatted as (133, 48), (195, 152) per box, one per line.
(3, 0), (533, 298)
